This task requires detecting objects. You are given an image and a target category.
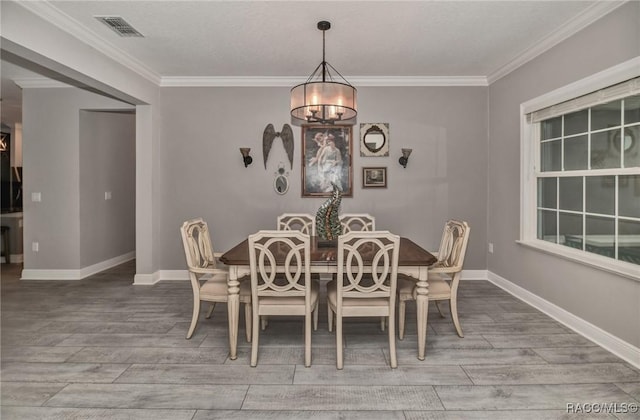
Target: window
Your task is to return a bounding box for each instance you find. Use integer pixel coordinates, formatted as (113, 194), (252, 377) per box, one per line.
(520, 62), (640, 279)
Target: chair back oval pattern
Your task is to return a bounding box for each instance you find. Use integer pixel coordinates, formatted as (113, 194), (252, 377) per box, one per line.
(181, 218), (216, 271)
(339, 213), (376, 234)
(338, 231), (399, 299)
(277, 213), (316, 236)
(435, 220), (470, 270)
(248, 230), (310, 297)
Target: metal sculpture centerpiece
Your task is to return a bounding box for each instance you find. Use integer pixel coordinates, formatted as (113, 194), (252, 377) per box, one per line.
(315, 182), (343, 246)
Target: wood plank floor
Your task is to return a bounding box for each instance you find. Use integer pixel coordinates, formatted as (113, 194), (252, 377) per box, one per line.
(2, 261), (639, 419)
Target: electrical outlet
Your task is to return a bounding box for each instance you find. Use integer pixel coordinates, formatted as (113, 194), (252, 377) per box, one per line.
(488, 243), (494, 254)
(32, 242), (39, 252)
(31, 192), (42, 202)
(105, 191), (112, 200)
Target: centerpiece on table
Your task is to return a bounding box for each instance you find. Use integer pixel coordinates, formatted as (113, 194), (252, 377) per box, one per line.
(315, 182), (343, 247)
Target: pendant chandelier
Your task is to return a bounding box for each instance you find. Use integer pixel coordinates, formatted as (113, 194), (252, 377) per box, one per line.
(291, 21), (357, 125)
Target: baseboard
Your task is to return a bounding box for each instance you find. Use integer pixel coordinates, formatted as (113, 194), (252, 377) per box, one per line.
(487, 270), (640, 369)
(158, 270), (189, 281)
(134, 271), (162, 285)
(20, 269), (84, 280)
(461, 269), (487, 280)
(21, 252), (135, 281)
(79, 252), (135, 278)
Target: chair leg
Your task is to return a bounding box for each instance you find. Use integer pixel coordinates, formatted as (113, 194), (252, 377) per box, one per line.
(380, 316), (385, 331)
(450, 297), (464, 338)
(435, 300), (446, 318)
(327, 305), (334, 332)
(205, 303), (216, 319)
(398, 299), (406, 340)
(388, 315), (397, 369)
(186, 299), (200, 339)
(313, 304), (319, 331)
(305, 312), (312, 367)
(244, 303), (252, 343)
(336, 314), (343, 370)
(250, 308), (260, 367)
(261, 316), (268, 331)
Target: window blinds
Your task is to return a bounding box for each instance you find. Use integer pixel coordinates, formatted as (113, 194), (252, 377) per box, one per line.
(528, 76), (640, 123)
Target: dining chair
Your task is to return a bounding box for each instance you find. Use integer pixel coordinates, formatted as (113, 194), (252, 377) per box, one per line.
(339, 213), (375, 233)
(398, 219), (470, 339)
(277, 213), (316, 236)
(270, 213), (318, 330)
(327, 231), (400, 369)
(180, 218), (252, 341)
(338, 213), (388, 331)
(248, 230), (319, 367)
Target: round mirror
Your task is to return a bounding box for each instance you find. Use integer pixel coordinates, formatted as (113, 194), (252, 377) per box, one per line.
(363, 127), (386, 153)
(274, 175), (289, 195)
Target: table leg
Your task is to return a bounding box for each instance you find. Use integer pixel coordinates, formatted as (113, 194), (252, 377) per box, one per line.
(227, 265), (241, 360)
(415, 266), (429, 360)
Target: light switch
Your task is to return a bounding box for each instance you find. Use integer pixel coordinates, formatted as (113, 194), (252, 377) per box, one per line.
(31, 192), (42, 202)
(105, 191), (112, 200)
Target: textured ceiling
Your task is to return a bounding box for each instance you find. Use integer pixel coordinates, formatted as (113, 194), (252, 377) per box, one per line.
(22, 0), (607, 79)
(0, 0), (622, 126)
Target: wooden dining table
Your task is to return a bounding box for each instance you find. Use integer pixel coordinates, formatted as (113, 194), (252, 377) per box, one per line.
(220, 235), (437, 360)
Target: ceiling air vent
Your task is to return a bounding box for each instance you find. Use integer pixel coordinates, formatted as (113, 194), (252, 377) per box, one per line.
(95, 16), (144, 37)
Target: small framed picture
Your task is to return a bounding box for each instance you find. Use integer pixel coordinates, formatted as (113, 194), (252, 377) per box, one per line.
(362, 167), (387, 188)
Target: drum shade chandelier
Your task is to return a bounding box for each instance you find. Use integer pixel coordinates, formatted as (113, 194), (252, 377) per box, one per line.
(291, 21), (357, 125)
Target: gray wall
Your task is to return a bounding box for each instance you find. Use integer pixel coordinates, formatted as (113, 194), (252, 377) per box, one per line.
(488, 2), (640, 347)
(79, 110), (136, 267)
(159, 85), (488, 270)
(22, 88), (134, 270)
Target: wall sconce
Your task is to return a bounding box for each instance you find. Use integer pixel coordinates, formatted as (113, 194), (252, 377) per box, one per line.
(239, 148), (253, 167)
(399, 148), (412, 168)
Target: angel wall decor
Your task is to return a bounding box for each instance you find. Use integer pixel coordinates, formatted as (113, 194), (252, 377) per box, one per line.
(262, 124), (294, 170)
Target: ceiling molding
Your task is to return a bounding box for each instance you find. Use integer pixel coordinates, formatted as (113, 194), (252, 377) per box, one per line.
(160, 75), (488, 87)
(14, 77), (72, 89)
(487, 1), (627, 84)
(17, 0), (161, 85)
(351, 76), (487, 87)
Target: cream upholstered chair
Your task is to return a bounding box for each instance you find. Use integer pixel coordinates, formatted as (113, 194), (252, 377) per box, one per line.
(248, 230), (319, 367)
(339, 213), (375, 233)
(327, 231), (400, 369)
(180, 218), (252, 341)
(398, 220), (470, 339)
(277, 213), (316, 236)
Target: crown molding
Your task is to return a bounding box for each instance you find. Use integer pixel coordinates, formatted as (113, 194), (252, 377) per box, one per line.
(160, 75), (488, 87)
(17, 0), (161, 85)
(487, 1), (627, 84)
(160, 76), (300, 87)
(351, 76), (488, 87)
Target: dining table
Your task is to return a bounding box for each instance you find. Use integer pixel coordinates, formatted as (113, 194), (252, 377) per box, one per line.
(220, 235), (437, 360)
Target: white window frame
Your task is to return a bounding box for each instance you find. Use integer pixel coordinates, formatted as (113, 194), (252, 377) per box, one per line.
(519, 57), (640, 281)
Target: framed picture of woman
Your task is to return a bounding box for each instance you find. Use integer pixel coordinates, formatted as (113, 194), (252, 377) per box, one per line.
(301, 125), (353, 197)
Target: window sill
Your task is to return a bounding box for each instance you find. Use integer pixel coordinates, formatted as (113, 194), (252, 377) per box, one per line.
(517, 239), (640, 282)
